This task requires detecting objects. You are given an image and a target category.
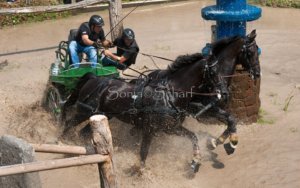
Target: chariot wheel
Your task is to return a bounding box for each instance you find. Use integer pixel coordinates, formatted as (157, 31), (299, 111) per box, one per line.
(44, 84), (64, 123)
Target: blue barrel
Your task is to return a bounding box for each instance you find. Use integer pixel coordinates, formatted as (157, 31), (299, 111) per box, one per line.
(202, 0), (261, 40)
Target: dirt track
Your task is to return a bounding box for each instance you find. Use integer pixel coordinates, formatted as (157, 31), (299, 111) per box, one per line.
(1, 1), (300, 187)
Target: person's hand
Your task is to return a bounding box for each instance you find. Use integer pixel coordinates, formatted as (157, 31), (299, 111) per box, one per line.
(118, 62), (127, 70)
(92, 41), (101, 49)
(103, 50), (108, 56)
(102, 40), (113, 49)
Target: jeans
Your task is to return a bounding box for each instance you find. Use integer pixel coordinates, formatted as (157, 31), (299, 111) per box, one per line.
(69, 41), (97, 68)
(101, 56), (127, 70)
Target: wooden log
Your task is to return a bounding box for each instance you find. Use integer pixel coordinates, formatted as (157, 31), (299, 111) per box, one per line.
(90, 115), (117, 188)
(0, 154), (108, 177)
(31, 143), (95, 155)
(108, 0), (123, 41)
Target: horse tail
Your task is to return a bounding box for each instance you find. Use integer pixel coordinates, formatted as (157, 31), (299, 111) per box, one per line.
(62, 72), (97, 120)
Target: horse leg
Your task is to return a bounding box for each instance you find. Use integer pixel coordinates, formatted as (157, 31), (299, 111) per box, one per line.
(140, 130), (153, 168)
(171, 126), (201, 173)
(63, 111), (90, 138)
(129, 130), (154, 176)
(210, 106), (238, 155)
(139, 130), (154, 169)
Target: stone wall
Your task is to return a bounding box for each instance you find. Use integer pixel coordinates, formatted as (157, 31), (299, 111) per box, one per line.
(0, 135), (42, 188)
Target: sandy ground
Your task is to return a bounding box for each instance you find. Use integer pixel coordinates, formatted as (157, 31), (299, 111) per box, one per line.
(1, 0), (300, 187)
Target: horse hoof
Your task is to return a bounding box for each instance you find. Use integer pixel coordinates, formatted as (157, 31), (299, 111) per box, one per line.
(208, 138), (217, 150)
(130, 164), (145, 176)
(224, 142), (236, 155)
(190, 160), (200, 173)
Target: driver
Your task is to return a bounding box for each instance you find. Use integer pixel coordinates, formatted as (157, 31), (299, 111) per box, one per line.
(102, 28), (139, 70)
(69, 15), (111, 68)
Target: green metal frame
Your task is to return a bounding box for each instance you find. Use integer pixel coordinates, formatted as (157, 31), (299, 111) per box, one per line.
(49, 40), (119, 94)
(49, 61), (119, 92)
(45, 41), (119, 121)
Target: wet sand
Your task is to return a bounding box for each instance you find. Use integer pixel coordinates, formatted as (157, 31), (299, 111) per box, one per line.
(1, 1), (300, 187)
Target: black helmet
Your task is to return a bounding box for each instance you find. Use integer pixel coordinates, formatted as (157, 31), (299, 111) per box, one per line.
(122, 28), (135, 40)
(89, 15), (104, 27)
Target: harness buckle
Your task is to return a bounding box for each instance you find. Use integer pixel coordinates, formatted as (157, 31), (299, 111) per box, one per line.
(127, 108), (138, 114)
(132, 94), (138, 100)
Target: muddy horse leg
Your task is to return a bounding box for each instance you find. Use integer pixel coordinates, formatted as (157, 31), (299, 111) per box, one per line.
(171, 126), (201, 173)
(62, 111), (90, 137)
(210, 106), (238, 155)
(139, 130), (154, 169)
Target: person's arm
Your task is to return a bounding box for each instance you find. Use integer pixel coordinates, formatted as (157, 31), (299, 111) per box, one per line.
(97, 30), (112, 48)
(118, 47), (138, 64)
(104, 50), (125, 62)
(81, 34), (95, 46)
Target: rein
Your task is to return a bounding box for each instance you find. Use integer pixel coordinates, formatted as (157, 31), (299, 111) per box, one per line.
(108, 45), (174, 62)
(122, 67), (148, 78)
(146, 81), (219, 97)
(104, 0), (149, 38)
(222, 73), (250, 78)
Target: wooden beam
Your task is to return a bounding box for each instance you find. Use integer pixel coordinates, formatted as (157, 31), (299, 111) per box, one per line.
(0, 154), (108, 177)
(0, 0), (108, 15)
(31, 143), (94, 155)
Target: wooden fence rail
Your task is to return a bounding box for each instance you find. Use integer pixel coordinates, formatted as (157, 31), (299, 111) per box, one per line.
(31, 143), (91, 155)
(0, 115), (117, 188)
(0, 154), (108, 177)
(0, 0), (108, 15)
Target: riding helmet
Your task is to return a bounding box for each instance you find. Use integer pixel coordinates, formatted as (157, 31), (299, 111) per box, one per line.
(89, 15), (104, 27)
(122, 28), (135, 40)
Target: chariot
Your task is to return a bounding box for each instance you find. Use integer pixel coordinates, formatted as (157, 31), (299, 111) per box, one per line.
(43, 41), (119, 121)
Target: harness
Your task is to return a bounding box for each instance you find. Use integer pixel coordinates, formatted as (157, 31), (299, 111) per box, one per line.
(126, 77), (149, 114)
(76, 78), (110, 115)
(240, 40), (259, 79)
(74, 56), (230, 123)
(200, 57), (228, 100)
(75, 76), (183, 121)
(127, 78), (183, 117)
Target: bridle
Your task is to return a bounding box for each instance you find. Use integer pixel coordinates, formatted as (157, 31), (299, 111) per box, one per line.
(240, 39), (259, 79)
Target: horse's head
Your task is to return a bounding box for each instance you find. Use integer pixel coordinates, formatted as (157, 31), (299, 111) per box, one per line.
(211, 30), (261, 81)
(238, 30), (261, 80)
(206, 31), (261, 102)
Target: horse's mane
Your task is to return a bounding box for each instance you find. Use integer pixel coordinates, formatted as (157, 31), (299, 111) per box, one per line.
(211, 36), (242, 56)
(167, 53), (204, 73)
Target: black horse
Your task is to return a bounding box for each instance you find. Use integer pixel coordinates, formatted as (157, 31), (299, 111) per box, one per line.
(62, 30), (260, 172)
(149, 30), (260, 154)
(191, 30), (260, 153)
(63, 53), (207, 172)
